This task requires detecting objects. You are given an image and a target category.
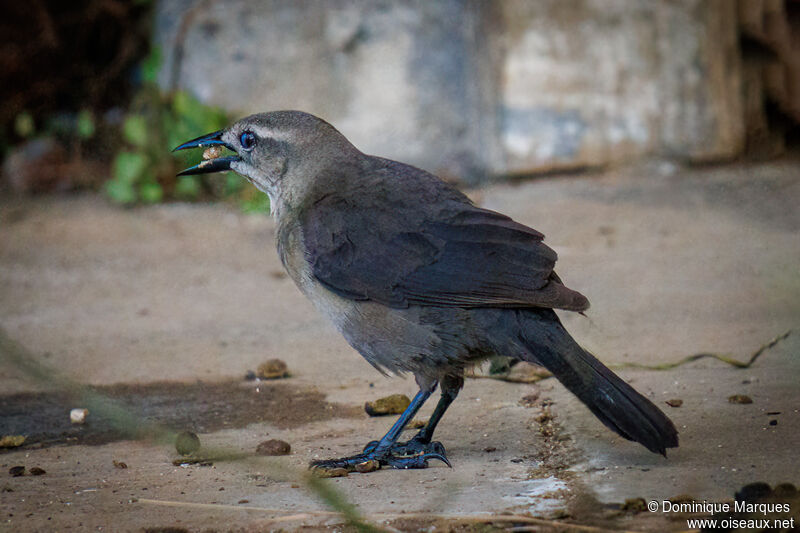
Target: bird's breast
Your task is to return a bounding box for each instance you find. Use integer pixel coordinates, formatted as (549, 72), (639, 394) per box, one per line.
(276, 218), (354, 332)
(274, 217), (445, 375)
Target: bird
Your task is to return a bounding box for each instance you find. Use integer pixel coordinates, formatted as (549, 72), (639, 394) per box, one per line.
(174, 110), (679, 471)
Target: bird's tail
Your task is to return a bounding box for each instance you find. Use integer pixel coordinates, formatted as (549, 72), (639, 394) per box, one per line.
(517, 313), (679, 456)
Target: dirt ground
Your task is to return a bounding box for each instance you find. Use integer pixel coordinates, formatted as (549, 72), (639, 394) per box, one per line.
(1, 159), (799, 532)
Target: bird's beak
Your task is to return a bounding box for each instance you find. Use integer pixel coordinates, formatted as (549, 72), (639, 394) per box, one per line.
(173, 130), (240, 176)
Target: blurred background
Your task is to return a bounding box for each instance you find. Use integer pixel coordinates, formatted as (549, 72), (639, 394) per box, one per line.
(1, 2), (799, 531)
(2, 0), (799, 200)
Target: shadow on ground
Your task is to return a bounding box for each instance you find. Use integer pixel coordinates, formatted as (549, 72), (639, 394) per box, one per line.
(0, 380), (359, 449)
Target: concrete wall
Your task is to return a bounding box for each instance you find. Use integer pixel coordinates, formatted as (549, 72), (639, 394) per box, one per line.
(155, 0), (743, 183)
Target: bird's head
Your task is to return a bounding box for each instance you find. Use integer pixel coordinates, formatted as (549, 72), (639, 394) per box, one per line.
(174, 111), (358, 214)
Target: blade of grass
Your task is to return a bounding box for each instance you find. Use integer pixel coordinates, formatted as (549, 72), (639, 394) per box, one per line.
(468, 330), (792, 383)
(0, 326), (377, 531)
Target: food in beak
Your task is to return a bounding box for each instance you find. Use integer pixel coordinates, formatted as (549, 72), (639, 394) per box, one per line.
(203, 146), (223, 160)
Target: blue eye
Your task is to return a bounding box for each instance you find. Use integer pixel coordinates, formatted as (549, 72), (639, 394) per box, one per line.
(240, 131), (256, 150)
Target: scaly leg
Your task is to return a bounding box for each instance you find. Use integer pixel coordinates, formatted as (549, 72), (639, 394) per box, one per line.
(310, 385), (449, 471)
(382, 374), (463, 460)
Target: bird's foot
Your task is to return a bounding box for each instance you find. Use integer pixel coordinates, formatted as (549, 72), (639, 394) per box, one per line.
(365, 438), (451, 470)
(309, 439), (450, 473)
(309, 452), (376, 472)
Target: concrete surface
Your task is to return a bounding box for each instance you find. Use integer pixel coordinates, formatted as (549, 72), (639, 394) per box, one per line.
(155, 0), (742, 179)
(1, 159), (799, 531)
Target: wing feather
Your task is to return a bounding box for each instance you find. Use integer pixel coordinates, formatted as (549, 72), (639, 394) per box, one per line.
(302, 164), (589, 312)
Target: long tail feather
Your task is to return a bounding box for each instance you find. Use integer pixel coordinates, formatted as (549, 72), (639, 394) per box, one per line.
(517, 312), (679, 455)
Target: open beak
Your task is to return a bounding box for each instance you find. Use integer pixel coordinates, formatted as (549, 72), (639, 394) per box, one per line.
(173, 130), (240, 176)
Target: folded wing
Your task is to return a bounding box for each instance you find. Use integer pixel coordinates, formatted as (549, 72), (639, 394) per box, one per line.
(302, 188), (589, 312)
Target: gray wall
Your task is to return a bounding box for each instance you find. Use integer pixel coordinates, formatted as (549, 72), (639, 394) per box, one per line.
(155, 0), (743, 183)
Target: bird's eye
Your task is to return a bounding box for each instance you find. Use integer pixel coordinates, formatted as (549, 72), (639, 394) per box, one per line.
(240, 131), (256, 150)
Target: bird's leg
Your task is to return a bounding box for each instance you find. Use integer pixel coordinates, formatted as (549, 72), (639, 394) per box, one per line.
(390, 374), (463, 461)
(310, 386), (443, 471)
(411, 374), (463, 444)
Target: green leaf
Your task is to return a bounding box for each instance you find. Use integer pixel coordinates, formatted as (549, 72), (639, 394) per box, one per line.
(106, 78), (232, 206)
(166, 118), (194, 154)
(76, 110), (95, 139)
(172, 90), (194, 118)
(139, 182), (163, 204)
(14, 112), (35, 138)
(141, 47), (162, 84)
(105, 179), (137, 204)
(123, 115), (148, 147)
(113, 151), (148, 184)
(172, 91), (226, 129)
(174, 176), (202, 199)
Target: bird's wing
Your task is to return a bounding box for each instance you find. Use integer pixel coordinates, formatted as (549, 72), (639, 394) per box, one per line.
(302, 168), (589, 312)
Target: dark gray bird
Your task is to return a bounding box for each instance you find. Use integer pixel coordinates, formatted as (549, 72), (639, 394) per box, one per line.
(174, 111), (678, 470)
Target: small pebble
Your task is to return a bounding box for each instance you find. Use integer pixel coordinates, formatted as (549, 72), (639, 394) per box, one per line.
(9, 466), (24, 477)
(312, 467), (349, 478)
(255, 439), (291, 456)
(773, 483), (797, 497)
(29, 467), (46, 476)
(355, 460), (380, 473)
(621, 497), (646, 512)
(364, 394), (410, 416)
(518, 392), (540, 407)
(665, 399), (683, 408)
(70, 408), (89, 424)
(728, 394), (753, 404)
(484, 446), (497, 453)
(736, 482), (771, 502)
(0, 435), (26, 448)
(175, 431), (201, 456)
(256, 359), (289, 379)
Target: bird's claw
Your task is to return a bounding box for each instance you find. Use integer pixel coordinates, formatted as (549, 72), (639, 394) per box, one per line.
(309, 453), (373, 471)
(310, 440), (451, 472)
(382, 451), (447, 469)
(382, 439), (451, 468)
